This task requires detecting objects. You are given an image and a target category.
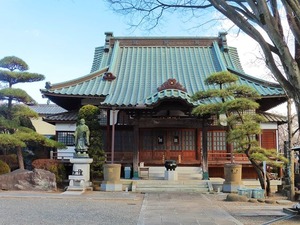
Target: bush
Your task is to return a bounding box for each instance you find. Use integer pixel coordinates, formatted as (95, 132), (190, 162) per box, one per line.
(0, 154), (18, 170)
(32, 159), (66, 184)
(0, 160), (10, 175)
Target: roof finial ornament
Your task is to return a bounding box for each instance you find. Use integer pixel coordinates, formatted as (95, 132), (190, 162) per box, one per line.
(104, 32), (113, 52)
(157, 78), (187, 92)
(218, 32), (228, 52)
(45, 81), (52, 89)
(103, 72), (116, 81)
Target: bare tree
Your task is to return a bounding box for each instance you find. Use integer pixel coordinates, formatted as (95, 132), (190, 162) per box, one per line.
(107, 0), (300, 126)
(278, 114), (299, 150)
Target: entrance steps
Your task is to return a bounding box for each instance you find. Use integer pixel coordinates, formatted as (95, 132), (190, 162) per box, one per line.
(131, 166), (208, 193)
(144, 166), (203, 180)
(133, 179), (210, 193)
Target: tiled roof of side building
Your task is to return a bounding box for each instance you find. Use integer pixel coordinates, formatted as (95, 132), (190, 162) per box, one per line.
(259, 111), (287, 125)
(43, 111), (78, 124)
(29, 104), (67, 115)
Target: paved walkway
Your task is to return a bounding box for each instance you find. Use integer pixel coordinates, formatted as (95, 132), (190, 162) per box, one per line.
(0, 191), (295, 225)
(138, 192), (242, 225)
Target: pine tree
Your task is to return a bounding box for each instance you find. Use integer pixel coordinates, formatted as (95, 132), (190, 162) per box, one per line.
(192, 71), (287, 196)
(0, 56), (64, 169)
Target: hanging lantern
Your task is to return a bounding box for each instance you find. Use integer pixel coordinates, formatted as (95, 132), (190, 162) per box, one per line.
(219, 113), (227, 126)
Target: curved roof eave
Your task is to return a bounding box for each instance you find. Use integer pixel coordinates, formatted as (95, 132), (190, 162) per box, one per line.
(228, 67), (283, 89)
(41, 67), (109, 92)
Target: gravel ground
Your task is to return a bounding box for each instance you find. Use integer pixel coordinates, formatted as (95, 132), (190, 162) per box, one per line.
(0, 193), (143, 225)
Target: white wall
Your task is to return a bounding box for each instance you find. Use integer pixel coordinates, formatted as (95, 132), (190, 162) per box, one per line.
(56, 123), (76, 131)
(260, 122), (277, 129)
(31, 117), (56, 136)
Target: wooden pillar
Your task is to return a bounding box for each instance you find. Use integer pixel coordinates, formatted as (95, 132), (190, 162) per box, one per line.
(202, 119), (209, 180)
(106, 109), (111, 155)
(196, 128), (201, 160)
(133, 121), (139, 179)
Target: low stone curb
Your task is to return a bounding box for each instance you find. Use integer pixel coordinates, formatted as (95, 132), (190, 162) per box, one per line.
(225, 193), (294, 205)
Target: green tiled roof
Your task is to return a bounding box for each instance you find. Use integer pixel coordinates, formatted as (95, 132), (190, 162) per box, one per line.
(41, 33), (285, 110)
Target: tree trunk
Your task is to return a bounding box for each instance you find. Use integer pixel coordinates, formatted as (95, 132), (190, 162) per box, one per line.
(266, 174), (271, 196)
(16, 146), (25, 170)
(249, 157), (271, 196)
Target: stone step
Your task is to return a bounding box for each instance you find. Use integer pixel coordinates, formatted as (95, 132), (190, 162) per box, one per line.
(134, 180), (209, 193)
(148, 166), (202, 173)
(144, 166), (203, 180)
(66, 186), (93, 191)
(136, 187), (209, 193)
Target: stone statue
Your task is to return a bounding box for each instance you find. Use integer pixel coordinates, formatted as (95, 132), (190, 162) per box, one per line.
(74, 118), (90, 156)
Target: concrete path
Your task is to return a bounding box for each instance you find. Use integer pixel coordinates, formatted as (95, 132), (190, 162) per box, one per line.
(137, 192), (242, 225)
(0, 191), (294, 225)
(0, 191), (143, 225)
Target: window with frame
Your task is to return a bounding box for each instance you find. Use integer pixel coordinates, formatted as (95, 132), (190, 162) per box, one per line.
(207, 130), (227, 151)
(98, 110), (108, 126)
(57, 131), (75, 146)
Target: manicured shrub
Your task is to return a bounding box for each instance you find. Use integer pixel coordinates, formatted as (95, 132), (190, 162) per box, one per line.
(0, 159), (10, 175)
(0, 154), (18, 170)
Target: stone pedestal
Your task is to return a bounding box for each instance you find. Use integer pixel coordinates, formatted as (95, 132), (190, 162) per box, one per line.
(222, 163), (244, 193)
(67, 158), (93, 191)
(164, 170), (178, 181)
(101, 164), (122, 191)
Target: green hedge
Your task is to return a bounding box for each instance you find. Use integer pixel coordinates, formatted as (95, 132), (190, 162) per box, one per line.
(0, 159), (10, 175)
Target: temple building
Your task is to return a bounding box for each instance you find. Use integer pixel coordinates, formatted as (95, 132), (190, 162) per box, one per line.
(41, 32), (287, 179)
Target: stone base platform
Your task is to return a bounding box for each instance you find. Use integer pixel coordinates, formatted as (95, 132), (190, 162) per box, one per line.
(101, 181), (122, 192)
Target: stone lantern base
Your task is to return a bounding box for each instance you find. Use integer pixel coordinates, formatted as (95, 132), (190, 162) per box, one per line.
(67, 157), (93, 191)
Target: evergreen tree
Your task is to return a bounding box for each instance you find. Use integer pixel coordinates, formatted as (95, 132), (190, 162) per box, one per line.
(0, 56), (64, 169)
(78, 104), (106, 180)
(192, 71), (287, 196)
(0, 56), (44, 113)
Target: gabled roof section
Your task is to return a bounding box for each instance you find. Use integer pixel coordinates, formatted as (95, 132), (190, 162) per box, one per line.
(28, 104), (67, 115)
(41, 32), (286, 111)
(43, 111), (78, 124)
(258, 111), (287, 125)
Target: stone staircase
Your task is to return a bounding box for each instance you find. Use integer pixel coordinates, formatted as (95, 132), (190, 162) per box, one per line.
(143, 166), (203, 180)
(133, 179), (210, 193)
(130, 166), (211, 193)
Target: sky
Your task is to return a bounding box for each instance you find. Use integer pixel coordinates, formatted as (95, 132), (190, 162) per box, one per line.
(0, 0), (286, 113)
